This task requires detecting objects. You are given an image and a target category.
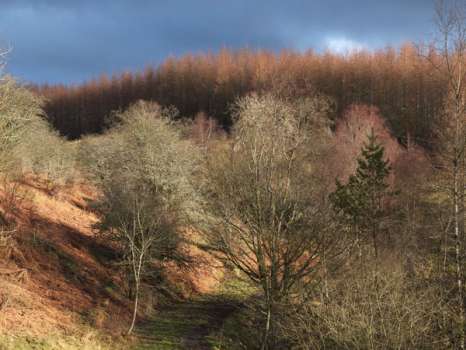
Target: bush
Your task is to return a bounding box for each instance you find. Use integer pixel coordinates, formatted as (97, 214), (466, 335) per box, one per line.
(0, 76), (76, 188)
(279, 264), (455, 349)
(0, 77), (44, 175)
(18, 125), (78, 189)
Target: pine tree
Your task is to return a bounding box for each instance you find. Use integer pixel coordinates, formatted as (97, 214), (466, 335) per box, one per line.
(331, 130), (395, 260)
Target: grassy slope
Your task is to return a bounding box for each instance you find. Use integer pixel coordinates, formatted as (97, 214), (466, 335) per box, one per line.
(0, 177), (131, 349)
(0, 176), (233, 349)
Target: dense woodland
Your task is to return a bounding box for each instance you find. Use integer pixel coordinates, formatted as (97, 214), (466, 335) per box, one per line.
(36, 43), (445, 149)
(2, 1), (466, 350)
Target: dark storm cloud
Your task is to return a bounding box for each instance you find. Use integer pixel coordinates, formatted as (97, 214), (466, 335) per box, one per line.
(0, 0), (435, 84)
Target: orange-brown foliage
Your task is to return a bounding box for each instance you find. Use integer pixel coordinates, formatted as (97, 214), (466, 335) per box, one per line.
(0, 179), (132, 336)
(331, 104), (403, 182)
(34, 44), (444, 148)
(329, 103), (432, 195)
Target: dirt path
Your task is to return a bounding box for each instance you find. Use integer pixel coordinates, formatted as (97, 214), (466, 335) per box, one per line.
(135, 297), (239, 349)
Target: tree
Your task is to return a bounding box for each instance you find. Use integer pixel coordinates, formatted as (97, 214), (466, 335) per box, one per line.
(204, 94), (345, 350)
(330, 131), (396, 262)
(424, 1), (466, 347)
(0, 77), (45, 175)
(331, 104), (402, 180)
(37, 45), (444, 144)
(0, 45), (10, 76)
(190, 111), (221, 148)
(80, 101), (200, 334)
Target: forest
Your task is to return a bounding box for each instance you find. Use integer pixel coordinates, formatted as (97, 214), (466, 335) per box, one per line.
(0, 1), (466, 350)
(35, 43), (444, 149)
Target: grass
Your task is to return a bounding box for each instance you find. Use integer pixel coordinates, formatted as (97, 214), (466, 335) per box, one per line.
(133, 271), (257, 350)
(28, 235), (81, 280)
(207, 304), (258, 350)
(0, 331), (128, 350)
(134, 298), (224, 349)
(206, 275), (261, 350)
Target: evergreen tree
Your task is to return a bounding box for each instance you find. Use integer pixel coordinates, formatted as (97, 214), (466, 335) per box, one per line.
(330, 130), (396, 260)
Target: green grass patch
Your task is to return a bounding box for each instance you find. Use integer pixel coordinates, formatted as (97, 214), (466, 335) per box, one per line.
(133, 271), (258, 350)
(0, 331), (128, 350)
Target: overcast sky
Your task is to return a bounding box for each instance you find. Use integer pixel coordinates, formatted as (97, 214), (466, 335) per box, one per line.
(0, 0), (436, 84)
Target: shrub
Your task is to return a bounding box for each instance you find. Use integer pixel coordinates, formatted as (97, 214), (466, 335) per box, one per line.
(18, 125), (78, 189)
(0, 77), (44, 175)
(279, 265), (454, 349)
(0, 76), (76, 189)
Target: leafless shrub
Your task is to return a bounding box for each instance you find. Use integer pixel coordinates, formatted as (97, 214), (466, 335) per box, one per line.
(18, 127), (78, 191)
(0, 45), (10, 77)
(190, 111), (224, 147)
(0, 77), (44, 175)
(279, 264), (454, 350)
(0, 75), (75, 190)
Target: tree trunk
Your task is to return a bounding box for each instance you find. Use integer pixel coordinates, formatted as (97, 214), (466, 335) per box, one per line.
(127, 277), (139, 335)
(127, 251), (143, 335)
(454, 154), (465, 350)
(260, 301), (272, 350)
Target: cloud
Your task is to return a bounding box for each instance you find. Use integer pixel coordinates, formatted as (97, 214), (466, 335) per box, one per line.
(325, 37), (367, 54)
(0, 0), (435, 83)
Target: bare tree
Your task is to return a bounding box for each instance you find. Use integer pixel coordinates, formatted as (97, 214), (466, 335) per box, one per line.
(104, 189), (177, 334)
(425, 1), (466, 347)
(0, 45), (73, 186)
(81, 101), (201, 334)
(0, 77), (44, 175)
(0, 45), (10, 76)
(190, 111), (221, 148)
(203, 94), (346, 350)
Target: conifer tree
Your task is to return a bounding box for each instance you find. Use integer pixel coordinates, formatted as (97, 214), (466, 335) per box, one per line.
(331, 130), (395, 260)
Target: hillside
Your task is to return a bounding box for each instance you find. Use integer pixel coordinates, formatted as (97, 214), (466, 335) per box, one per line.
(0, 177), (226, 349)
(0, 177), (128, 347)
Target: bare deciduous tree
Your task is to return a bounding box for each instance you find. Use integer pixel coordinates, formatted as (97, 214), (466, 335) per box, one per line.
(0, 77), (44, 175)
(81, 101), (201, 334)
(0, 45), (10, 76)
(425, 1), (466, 347)
(203, 94), (346, 350)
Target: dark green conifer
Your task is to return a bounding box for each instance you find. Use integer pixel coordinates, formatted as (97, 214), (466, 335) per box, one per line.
(331, 130), (396, 259)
